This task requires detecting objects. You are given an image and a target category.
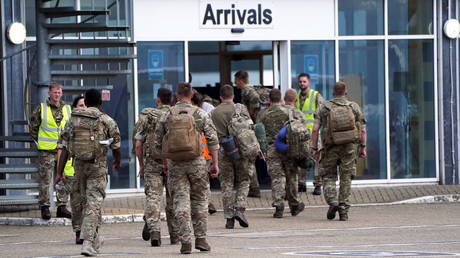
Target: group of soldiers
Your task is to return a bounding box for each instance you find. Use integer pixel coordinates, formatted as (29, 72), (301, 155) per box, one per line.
(29, 70), (366, 255)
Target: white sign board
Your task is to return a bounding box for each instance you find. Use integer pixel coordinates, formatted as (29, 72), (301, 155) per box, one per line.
(134, 0), (335, 41)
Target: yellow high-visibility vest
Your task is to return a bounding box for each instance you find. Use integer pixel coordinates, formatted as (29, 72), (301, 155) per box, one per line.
(295, 89), (318, 134)
(64, 158), (75, 177)
(37, 103), (71, 150)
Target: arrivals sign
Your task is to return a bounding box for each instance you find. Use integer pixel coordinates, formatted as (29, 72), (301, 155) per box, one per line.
(200, 0), (274, 29)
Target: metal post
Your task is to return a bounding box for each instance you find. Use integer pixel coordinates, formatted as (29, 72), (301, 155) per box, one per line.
(35, 0), (50, 102)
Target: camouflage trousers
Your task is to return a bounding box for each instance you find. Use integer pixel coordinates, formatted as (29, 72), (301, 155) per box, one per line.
(144, 160), (178, 238)
(266, 145), (301, 208)
(297, 163), (323, 187)
(248, 160), (259, 190)
(218, 150), (250, 219)
(38, 151), (67, 207)
(55, 174), (83, 232)
(320, 143), (356, 214)
(73, 159), (107, 242)
(168, 157), (208, 244)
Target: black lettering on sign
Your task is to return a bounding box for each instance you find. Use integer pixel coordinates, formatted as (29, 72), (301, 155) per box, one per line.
(202, 4), (216, 25)
(202, 3), (273, 26)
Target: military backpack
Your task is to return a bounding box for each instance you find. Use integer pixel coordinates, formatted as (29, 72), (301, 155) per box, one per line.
(326, 100), (359, 145)
(143, 107), (168, 158)
(285, 110), (310, 160)
(228, 104), (261, 159)
(68, 108), (105, 161)
(161, 106), (201, 161)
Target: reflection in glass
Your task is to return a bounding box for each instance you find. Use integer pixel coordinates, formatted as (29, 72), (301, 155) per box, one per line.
(226, 41), (272, 52)
(338, 0), (384, 35)
(231, 59), (260, 85)
(137, 42), (184, 111)
(189, 55), (220, 87)
(389, 39), (435, 178)
(291, 41), (335, 100)
(339, 40), (386, 179)
(388, 0), (433, 35)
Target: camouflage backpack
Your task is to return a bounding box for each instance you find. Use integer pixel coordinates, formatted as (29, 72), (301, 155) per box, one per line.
(326, 100), (359, 145)
(161, 106), (201, 161)
(68, 108), (105, 161)
(254, 85), (271, 107)
(228, 104), (261, 159)
(143, 107), (168, 158)
(286, 110), (310, 160)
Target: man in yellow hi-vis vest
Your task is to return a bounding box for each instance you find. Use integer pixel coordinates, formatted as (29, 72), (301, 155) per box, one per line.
(295, 73), (325, 195)
(29, 83), (72, 220)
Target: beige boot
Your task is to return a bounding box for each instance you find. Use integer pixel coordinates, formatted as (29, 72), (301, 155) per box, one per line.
(81, 240), (97, 256)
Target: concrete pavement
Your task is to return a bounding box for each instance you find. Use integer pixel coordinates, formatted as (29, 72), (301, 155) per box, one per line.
(1, 184), (460, 225)
(0, 203), (459, 257)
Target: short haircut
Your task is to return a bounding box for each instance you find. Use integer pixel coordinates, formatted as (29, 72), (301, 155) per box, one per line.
(297, 73), (310, 80)
(284, 89), (297, 103)
(269, 88), (282, 103)
(157, 88), (172, 105)
(234, 70), (249, 84)
(84, 89), (102, 107)
(220, 84), (234, 99)
(191, 89), (204, 107)
(72, 95), (84, 108)
(176, 82), (193, 97)
(49, 82), (63, 91)
(333, 81), (347, 96)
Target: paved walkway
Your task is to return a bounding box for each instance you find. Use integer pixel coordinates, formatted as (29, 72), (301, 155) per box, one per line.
(1, 184), (460, 220)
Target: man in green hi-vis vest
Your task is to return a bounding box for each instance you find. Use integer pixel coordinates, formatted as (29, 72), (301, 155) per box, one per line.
(295, 73), (325, 195)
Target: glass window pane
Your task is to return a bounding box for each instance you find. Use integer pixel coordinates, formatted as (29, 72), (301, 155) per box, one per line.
(231, 59), (260, 85)
(340, 40), (386, 179)
(388, 0), (433, 35)
(25, 0), (36, 36)
(137, 42), (184, 111)
(189, 42), (220, 53)
(226, 41), (272, 52)
(291, 41), (335, 100)
(389, 39), (435, 178)
(189, 55), (220, 87)
(338, 0), (384, 36)
(263, 55), (273, 86)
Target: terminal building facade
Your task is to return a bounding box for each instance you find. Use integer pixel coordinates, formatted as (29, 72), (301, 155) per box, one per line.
(0, 0), (459, 195)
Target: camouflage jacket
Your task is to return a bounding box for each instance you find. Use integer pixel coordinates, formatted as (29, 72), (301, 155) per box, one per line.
(256, 103), (291, 144)
(153, 101), (219, 159)
(241, 85), (261, 111)
(58, 107), (121, 156)
(210, 101), (251, 139)
(29, 99), (67, 141)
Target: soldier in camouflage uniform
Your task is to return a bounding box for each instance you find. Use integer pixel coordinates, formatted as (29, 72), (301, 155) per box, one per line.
(311, 82), (367, 221)
(234, 70), (261, 198)
(29, 83), (72, 220)
(55, 95), (86, 245)
(257, 89), (305, 218)
(134, 88), (179, 246)
(210, 84), (251, 229)
(58, 89), (121, 256)
(153, 82), (219, 254)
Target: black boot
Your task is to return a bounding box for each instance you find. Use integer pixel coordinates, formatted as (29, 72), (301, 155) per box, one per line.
(208, 203), (217, 215)
(248, 188), (261, 198)
(273, 204), (284, 218)
(142, 222), (150, 241)
(41, 206), (51, 220)
(312, 186), (322, 195)
(290, 203), (305, 216)
(339, 213), (348, 221)
(327, 205), (338, 220)
(75, 231), (84, 245)
(225, 218), (235, 229)
(298, 183), (307, 193)
(150, 231), (161, 247)
(56, 205), (72, 219)
(234, 208), (249, 227)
